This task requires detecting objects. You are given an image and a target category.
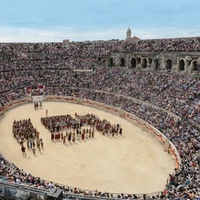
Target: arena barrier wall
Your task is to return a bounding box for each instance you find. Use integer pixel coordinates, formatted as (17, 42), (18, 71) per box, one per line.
(44, 95), (181, 169)
(0, 97), (31, 115)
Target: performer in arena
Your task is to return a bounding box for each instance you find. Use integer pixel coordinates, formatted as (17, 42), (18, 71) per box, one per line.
(68, 132), (71, 142)
(63, 136), (66, 144)
(81, 129), (85, 140)
(40, 138), (44, 149)
(21, 145), (26, 156)
(72, 131), (76, 142)
(51, 133), (54, 141)
(119, 127), (123, 135)
(39, 101), (43, 109)
(89, 128), (91, 138)
(32, 147), (36, 155)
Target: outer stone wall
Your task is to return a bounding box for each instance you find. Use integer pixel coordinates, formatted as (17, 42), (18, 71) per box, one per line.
(106, 52), (200, 75)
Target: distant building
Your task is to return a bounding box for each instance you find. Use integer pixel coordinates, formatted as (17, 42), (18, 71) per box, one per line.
(63, 39), (70, 45)
(125, 27), (141, 41)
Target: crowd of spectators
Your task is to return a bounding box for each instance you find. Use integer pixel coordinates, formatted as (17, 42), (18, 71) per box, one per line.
(123, 37), (200, 52)
(0, 38), (200, 199)
(0, 37), (200, 71)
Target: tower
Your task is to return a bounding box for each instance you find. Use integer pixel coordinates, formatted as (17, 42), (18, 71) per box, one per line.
(126, 27), (131, 40)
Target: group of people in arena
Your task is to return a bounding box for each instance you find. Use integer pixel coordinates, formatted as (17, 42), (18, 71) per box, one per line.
(12, 119), (43, 155)
(40, 113), (122, 144)
(0, 38), (199, 199)
(34, 101), (42, 110)
(75, 113), (122, 136)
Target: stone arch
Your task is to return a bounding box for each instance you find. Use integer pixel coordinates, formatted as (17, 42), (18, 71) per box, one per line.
(142, 58), (147, 68)
(191, 60), (199, 73)
(120, 58), (126, 67)
(109, 58), (114, 67)
(166, 59), (172, 72)
(179, 59), (185, 71)
(148, 58), (152, 68)
(154, 59), (159, 71)
(130, 57), (137, 68)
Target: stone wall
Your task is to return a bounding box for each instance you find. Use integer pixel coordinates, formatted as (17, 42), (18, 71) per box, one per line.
(106, 52), (200, 75)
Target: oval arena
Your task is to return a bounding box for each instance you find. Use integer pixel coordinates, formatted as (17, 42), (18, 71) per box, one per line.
(0, 37), (199, 200)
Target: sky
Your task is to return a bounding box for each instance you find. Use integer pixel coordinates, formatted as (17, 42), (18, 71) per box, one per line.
(0, 0), (199, 42)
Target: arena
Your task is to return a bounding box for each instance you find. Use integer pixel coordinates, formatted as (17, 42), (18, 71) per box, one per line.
(0, 101), (175, 194)
(0, 36), (199, 200)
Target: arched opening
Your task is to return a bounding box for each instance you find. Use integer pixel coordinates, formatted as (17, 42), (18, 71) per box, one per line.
(130, 58), (136, 68)
(137, 58), (141, 69)
(179, 59), (185, 71)
(154, 59), (159, 71)
(166, 59), (172, 72)
(191, 61), (199, 72)
(120, 58), (126, 67)
(109, 58), (114, 67)
(142, 58), (147, 68)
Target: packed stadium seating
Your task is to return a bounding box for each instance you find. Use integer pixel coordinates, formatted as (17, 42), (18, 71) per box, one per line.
(0, 38), (199, 199)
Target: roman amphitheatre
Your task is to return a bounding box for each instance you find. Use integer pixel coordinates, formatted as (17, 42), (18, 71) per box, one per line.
(0, 30), (199, 199)
(0, 100), (175, 195)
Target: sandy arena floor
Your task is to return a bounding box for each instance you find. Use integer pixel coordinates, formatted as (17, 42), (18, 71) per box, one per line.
(0, 102), (175, 195)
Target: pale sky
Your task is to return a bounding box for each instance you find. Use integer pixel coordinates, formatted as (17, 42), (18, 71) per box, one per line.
(0, 0), (199, 42)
